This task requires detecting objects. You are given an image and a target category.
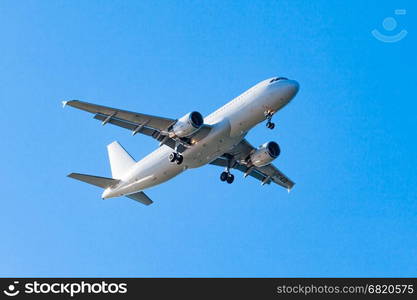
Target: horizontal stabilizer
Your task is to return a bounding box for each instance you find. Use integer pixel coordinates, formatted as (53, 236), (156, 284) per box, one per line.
(126, 191), (153, 206)
(68, 173), (119, 188)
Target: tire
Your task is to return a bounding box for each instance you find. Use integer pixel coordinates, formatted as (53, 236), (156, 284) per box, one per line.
(176, 155), (183, 165)
(220, 172), (228, 181)
(169, 152), (177, 162)
(269, 122), (275, 129)
(226, 174), (234, 184)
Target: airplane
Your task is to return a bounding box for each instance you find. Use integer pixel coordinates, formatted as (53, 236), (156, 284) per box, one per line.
(64, 77), (299, 205)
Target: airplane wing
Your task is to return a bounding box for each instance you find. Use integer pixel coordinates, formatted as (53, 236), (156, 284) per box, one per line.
(210, 139), (295, 190)
(63, 100), (210, 152)
(64, 100), (175, 130)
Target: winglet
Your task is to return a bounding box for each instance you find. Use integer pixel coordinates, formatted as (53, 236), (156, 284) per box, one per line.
(62, 101), (68, 108)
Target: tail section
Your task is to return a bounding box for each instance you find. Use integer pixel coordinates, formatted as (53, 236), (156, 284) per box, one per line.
(107, 141), (136, 179)
(126, 191), (153, 205)
(68, 142), (153, 205)
(68, 173), (119, 188)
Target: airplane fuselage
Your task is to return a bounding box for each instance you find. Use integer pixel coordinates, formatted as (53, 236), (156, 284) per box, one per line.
(102, 78), (299, 198)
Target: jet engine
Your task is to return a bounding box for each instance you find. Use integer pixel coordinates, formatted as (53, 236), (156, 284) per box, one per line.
(170, 111), (204, 138)
(250, 141), (280, 167)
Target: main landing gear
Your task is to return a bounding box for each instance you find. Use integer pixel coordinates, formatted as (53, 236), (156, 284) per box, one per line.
(220, 154), (235, 184)
(265, 111), (276, 129)
(169, 140), (184, 165)
(169, 152), (183, 165)
(220, 171), (234, 184)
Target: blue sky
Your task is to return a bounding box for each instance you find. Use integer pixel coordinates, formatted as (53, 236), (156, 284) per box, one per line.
(0, 0), (416, 277)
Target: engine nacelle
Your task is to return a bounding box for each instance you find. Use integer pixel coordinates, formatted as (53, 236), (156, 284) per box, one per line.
(171, 111), (204, 138)
(250, 141), (280, 167)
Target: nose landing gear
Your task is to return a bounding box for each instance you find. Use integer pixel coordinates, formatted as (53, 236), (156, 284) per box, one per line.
(265, 110), (276, 129)
(266, 121), (275, 129)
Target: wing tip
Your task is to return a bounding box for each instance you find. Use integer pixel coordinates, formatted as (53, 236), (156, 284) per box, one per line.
(287, 182), (295, 193)
(62, 100), (79, 108)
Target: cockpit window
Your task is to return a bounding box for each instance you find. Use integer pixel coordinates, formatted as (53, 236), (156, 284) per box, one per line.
(269, 77), (288, 83)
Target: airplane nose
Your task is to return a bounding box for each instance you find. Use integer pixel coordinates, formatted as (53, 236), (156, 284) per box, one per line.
(287, 80), (299, 97)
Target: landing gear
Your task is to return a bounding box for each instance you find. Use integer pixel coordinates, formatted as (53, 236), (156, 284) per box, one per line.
(169, 152), (176, 162)
(265, 110), (276, 130)
(220, 154), (235, 184)
(169, 140), (184, 165)
(220, 171), (228, 181)
(169, 152), (183, 165)
(220, 171), (234, 184)
(226, 173), (234, 184)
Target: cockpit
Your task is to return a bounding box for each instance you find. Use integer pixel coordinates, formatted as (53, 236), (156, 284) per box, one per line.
(269, 77), (288, 84)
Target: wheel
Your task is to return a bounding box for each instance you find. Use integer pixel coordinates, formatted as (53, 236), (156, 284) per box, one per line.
(169, 152), (177, 162)
(266, 122), (275, 129)
(226, 173), (234, 184)
(176, 154), (183, 165)
(220, 172), (228, 181)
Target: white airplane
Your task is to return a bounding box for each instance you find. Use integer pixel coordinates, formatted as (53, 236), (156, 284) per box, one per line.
(64, 77), (299, 205)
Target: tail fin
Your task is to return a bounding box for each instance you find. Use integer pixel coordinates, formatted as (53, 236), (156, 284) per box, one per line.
(68, 173), (119, 188)
(107, 141), (136, 179)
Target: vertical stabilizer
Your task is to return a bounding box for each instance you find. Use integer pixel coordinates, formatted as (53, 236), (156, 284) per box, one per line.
(107, 141), (136, 179)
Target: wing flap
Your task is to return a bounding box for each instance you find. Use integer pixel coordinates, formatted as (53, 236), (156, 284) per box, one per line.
(210, 157), (270, 183)
(256, 164), (295, 190)
(93, 114), (178, 150)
